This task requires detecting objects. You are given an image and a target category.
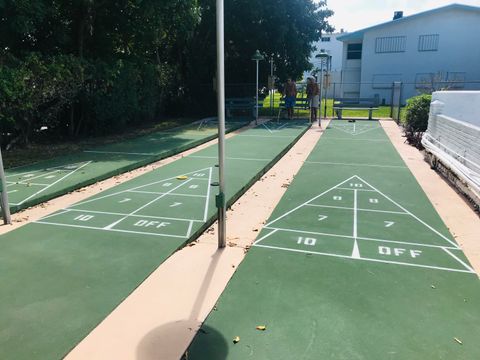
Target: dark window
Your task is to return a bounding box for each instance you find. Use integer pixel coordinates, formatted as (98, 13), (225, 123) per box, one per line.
(321, 37), (331, 42)
(347, 43), (362, 59)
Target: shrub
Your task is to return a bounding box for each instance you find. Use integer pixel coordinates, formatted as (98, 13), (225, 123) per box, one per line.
(404, 94), (432, 148)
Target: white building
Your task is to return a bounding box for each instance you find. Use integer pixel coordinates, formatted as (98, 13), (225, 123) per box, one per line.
(304, 32), (345, 98)
(337, 4), (480, 104)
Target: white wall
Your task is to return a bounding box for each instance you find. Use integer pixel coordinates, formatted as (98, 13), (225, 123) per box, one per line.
(431, 91), (480, 127)
(359, 8), (480, 103)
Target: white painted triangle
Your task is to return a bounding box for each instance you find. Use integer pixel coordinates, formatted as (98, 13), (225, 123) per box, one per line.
(352, 240), (361, 259)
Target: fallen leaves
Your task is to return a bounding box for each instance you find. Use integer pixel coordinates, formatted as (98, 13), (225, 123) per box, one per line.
(256, 325), (267, 331)
(233, 336), (240, 344)
(454, 337), (463, 345)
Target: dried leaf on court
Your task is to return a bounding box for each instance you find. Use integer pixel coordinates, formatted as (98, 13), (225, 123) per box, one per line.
(454, 337), (463, 345)
(233, 336), (240, 344)
(256, 325), (267, 331)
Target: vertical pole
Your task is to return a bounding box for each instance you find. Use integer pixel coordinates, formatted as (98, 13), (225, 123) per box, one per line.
(216, 0), (226, 248)
(255, 60), (259, 125)
(0, 148), (11, 225)
(318, 61), (323, 126)
(270, 57), (274, 116)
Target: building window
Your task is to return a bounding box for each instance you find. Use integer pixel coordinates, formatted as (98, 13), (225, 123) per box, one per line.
(321, 37), (331, 42)
(347, 43), (362, 60)
(418, 34), (439, 51)
(375, 36), (406, 53)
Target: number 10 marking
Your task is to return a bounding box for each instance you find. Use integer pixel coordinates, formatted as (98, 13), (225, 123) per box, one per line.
(297, 237), (317, 246)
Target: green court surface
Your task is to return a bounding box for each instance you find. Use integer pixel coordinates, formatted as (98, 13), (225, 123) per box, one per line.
(186, 120), (480, 360)
(4, 119), (248, 213)
(0, 120), (309, 360)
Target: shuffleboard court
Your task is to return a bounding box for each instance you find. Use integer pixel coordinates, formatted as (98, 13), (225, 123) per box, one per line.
(0, 120), (309, 360)
(186, 120), (480, 360)
(4, 119), (248, 213)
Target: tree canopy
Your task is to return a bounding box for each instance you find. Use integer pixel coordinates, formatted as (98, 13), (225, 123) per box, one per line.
(0, 0), (332, 147)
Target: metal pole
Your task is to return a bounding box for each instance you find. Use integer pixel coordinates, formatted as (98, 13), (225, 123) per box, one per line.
(318, 61), (323, 126)
(270, 57), (274, 116)
(0, 148), (11, 224)
(216, 0), (226, 248)
(255, 59), (259, 124)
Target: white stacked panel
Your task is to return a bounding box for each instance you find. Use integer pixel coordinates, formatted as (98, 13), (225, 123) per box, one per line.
(422, 91), (480, 195)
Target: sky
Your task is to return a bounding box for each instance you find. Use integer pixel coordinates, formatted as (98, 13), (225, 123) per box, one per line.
(324, 0), (480, 33)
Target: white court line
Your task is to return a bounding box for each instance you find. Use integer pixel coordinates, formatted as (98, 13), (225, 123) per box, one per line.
(203, 167), (213, 221)
(103, 178), (193, 230)
(352, 189), (360, 258)
(48, 208), (204, 223)
(188, 155), (271, 162)
(263, 226), (459, 250)
(127, 190), (206, 198)
(264, 175), (357, 227)
(84, 150), (154, 156)
(39, 210), (70, 220)
(5, 161), (88, 178)
(73, 167), (213, 207)
(321, 137), (389, 142)
(305, 161), (407, 169)
(253, 244), (475, 274)
(357, 176), (460, 249)
(329, 124), (381, 137)
(237, 134), (296, 139)
(7, 182), (48, 186)
(442, 248), (475, 273)
(34, 221), (188, 239)
(335, 187), (376, 192)
(186, 220), (194, 237)
(305, 204), (408, 215)
(253, 229), (279, 245)
(7, 168), (62, 184)
(262, 123), (273, 133)
(13, 161), (92, 206)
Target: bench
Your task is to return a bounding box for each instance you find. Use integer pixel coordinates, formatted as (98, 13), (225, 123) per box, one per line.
(333, 97), (379, 120)
(278, 97), (310, 118)
(225, 97), (256, 118)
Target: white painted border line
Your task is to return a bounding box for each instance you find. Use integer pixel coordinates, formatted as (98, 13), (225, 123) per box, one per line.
(34, 221), (189, 239)
(305, 204), (409, 215)
(203, 167), (213, 222)
(73, 167), (213, 207)
(305, 161), (407, 169)
(84, 150), (154, 156)
(253, 229), (279, 245)
(237, 134), (297, 139)
(264, 175), (357, 227)
(127, 190), (207, 198)
(103, 178), (194, 230)
(188, 155), (271, 162)
(321, 137), (389, 142)
(7, 182), (48, 187)
(335, 187), (377, 192)
(358, 176), (460, 248)
(263, 226), (459, 250)
(442, 247), (475, 273)
(253, 244), (475, 274)
(47, 208), (205, 223)
(13, 161), (93, 206)
(5, 160), (90, 177)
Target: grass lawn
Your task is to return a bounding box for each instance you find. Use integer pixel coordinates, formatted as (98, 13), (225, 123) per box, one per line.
(261, 91), (403, 120)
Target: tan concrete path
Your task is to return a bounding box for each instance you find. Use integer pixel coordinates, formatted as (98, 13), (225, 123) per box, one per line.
(381, 120), (480, 274)
(63, 123), (324, 360)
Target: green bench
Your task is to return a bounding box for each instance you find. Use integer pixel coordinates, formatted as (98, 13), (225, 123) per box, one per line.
(277, 97), (310, 119)
(225, 97), (256, 118)
(333, 97), (379, 120)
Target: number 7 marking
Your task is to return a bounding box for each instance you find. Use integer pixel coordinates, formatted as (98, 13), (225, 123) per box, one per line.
(384, 221), (395, 228)
(318, 215), (328, 221)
